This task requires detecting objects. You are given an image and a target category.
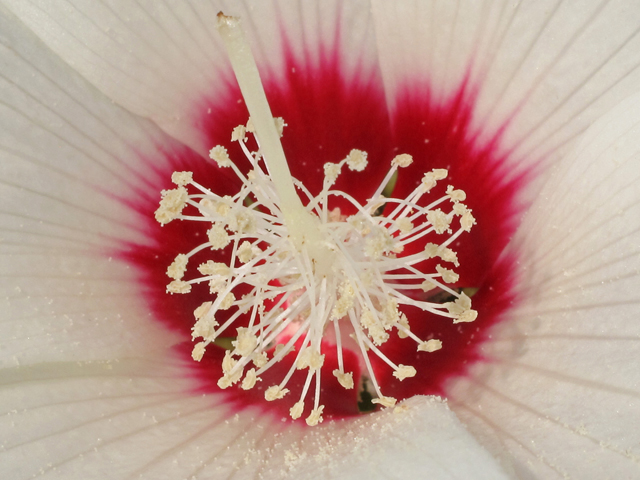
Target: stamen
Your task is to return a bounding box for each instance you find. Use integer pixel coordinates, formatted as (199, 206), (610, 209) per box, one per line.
(153, 13), (478, 425)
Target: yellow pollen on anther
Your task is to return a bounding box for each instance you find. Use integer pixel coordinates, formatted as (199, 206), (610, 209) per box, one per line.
(155, 118), (478, 421)
(306, 406), (325, 426)
(418, 339), (443, 352)
(153, 12), (479, 425)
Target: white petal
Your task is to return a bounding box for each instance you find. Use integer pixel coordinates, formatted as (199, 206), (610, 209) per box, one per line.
(451, 92), (640, 478)
(371, 0), (640, 183)
(285, 396), (509, 480)
(2, 0), (379, 154)
(0, 355), (252, 479)
(2, 364), (509, 480)
(0, 5), (180, 366)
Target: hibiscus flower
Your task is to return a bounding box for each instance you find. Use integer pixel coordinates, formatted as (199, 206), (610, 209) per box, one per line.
(1, 1), (639, 479)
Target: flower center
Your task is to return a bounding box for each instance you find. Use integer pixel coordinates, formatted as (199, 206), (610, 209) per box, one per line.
(153, 14), (477, 426)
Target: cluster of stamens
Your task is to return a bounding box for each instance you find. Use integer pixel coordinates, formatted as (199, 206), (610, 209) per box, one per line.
(155, 118), (477, 426)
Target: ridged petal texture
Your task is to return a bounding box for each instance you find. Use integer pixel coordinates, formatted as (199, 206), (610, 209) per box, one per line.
(1, 1), (639, 478)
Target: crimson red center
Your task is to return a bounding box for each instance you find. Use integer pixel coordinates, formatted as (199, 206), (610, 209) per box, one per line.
(122, 49), (526, 422)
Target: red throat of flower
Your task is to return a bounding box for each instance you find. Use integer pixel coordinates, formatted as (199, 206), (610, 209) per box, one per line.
(122, 13), (525, 426)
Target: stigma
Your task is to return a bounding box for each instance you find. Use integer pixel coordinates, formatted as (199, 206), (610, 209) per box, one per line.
(153, 13), (477, 426)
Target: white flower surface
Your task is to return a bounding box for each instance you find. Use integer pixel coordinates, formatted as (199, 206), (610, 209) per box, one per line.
(1, 1), (639, 479)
